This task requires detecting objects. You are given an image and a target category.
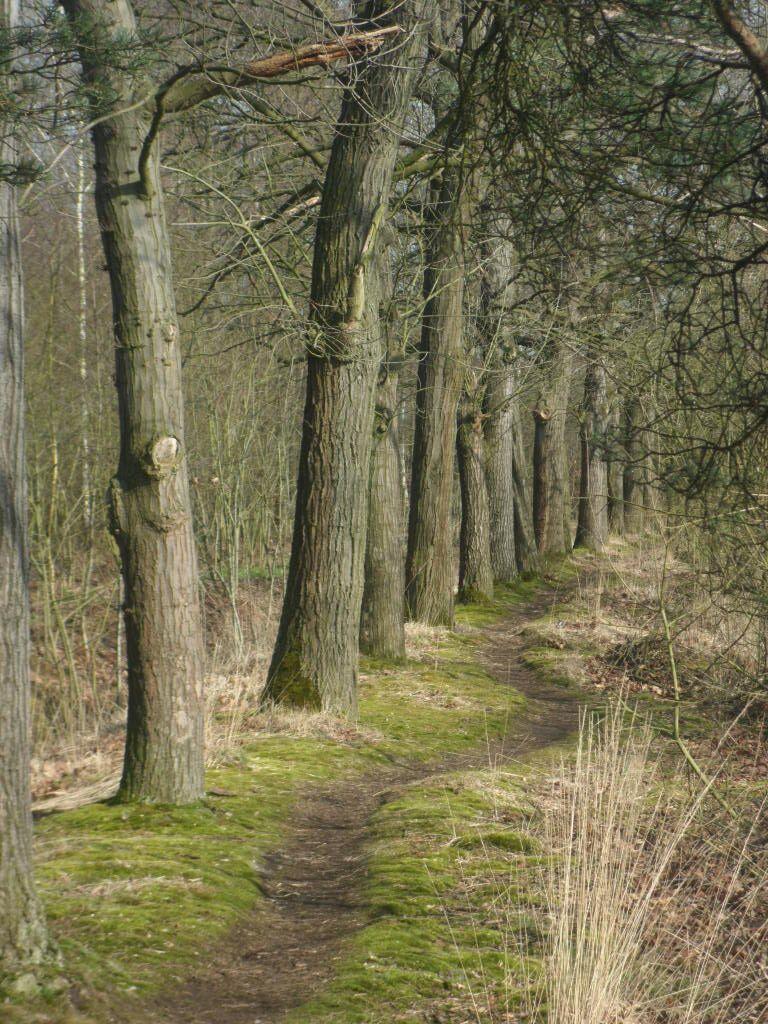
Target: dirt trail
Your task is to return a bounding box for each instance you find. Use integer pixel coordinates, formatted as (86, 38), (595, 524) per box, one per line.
(148, 586), (583, 1024)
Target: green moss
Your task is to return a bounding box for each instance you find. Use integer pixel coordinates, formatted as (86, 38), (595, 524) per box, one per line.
(454, 577), (541, 630)
(457, 584), (494, 606)
(454, 829), (540, 853)
(33, 741), (365, 1005)
(24, 586), (533, 1018)
(264, 651), (323, 709)
(286, 771), (541, 1024)
(358, 642), (525, 761)
(521, 646), (582, 689)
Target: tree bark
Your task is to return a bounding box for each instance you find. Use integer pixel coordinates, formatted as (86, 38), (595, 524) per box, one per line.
(606, 398), (625, 535)
(483, 357), (517, 582)
(623, 398), (645, 534)
(509, 392), (539, 574)
(263, 0), (426, 712)
(574, 359), (609, 551)
(360, 257), (406, 661)
(64, 0), (205, 803)
(457, 392), (493, 602)
(532, 409), (550, 551)
(477, 218), (517, 583)
(0, 0), (49, 971)
(532, 339), (574, 556)
(405, 169), (468, 626)
(474, 208), (538, 576)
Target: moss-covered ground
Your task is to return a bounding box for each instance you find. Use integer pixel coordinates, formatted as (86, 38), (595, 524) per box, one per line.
(285, 767), (542, 1024)
(5, 574), (567, 1022)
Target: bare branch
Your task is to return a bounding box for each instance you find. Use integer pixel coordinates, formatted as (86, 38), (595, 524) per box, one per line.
(156, 27), (403, 115)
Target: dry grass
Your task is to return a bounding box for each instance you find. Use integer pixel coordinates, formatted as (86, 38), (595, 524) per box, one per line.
(455, 701), (768, 1024)
(545, 705), (767, 1024)
(405, 620), (453, 662)
(33, 577), (451, 802)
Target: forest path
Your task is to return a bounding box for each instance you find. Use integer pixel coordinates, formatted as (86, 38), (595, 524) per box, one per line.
(149, 585), (582, 1024)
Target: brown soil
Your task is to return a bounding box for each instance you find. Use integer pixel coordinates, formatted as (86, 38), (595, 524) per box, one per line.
(141, 586), (583, 1024)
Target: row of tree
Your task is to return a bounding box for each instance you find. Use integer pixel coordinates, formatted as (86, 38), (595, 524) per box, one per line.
(4, 0), (768, 982)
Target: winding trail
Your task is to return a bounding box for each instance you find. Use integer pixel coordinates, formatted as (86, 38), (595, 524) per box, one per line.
(150, 586), (582, 1024)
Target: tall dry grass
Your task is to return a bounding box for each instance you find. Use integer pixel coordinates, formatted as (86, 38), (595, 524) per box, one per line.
(453, 702), (768, 1023)
(530, 704), (768, 1024)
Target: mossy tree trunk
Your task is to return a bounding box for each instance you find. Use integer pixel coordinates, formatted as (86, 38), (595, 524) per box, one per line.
(0, 0), (50, 971)
(477, 211), (539, 579)
(405, 168), (468, 627)
(532, 338), (574, 556)
(457, 384), (493, 603)
(574, 359), (609, 551)
(532, 408), (550, 551)
(64, 0), (205, 803)
(263, 0), (427, 712)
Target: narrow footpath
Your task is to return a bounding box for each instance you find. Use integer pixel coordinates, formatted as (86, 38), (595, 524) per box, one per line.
(149, 589), (582, 1024)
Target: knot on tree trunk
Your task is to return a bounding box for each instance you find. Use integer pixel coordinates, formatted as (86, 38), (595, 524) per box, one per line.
(145, 435), (182, 478)
(373, 403), (394, 436)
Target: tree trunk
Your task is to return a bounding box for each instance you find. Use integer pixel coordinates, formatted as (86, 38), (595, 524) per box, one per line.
(483, 358), (517, 582)
(606, 399), (625, 535)
(475, 209), (537, 576)
(64, 0), (205, 803)
(623, 398), (645, 534)
(642, 436), (660, 526)
(0, 0), (49, 970)
(405, 170), (468, 626)
(477, 215), (517, 583)
(263, 0), (426, 712)
(509, 393), (539, 574)
(532, 340), (573, 556)
(532, 408), (550, 551)
(360, 259), (406, 661)
(457, 393), (493, 602)
(574, 359), (609, 551)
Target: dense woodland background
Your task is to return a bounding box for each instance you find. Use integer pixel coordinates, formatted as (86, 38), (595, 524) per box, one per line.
(16, 0), (768, 761)
(3, 0), (768, 1012)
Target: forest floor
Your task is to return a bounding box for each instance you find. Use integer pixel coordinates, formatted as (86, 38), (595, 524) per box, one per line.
(147, 583), (582, 1024)
(7, 541), (767, 1024)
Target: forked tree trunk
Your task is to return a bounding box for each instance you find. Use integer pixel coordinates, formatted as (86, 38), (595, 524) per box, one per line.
(457, 392), (493, 602)
(574, 359), (609, 551)
(0, 0), (49, 969)
(483, 358), (517, 582)
(263, 0), (426, 712)
(532, 339), (573, 556)
(606, 399), (625, 535)
(360, 259), (406, 661)
(405, 170), (468, 627)
(64, 0), (205, 803)
(623, 398), (645, 534)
